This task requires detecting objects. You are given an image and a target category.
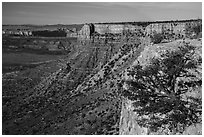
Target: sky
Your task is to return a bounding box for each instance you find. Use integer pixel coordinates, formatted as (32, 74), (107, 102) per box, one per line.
(2, 2), (202, 25)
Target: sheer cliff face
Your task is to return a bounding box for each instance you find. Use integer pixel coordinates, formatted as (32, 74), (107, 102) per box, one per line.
(78, 19), (201, 42)
(77, 24), (91, 41)
(145, 20), (201, 38)
(78, 24), (141, 41)
(93, 24), (140, 34)
(145, 22), (186, 36)
(145, 21), (198, 37)
(94, 24), (124, 34)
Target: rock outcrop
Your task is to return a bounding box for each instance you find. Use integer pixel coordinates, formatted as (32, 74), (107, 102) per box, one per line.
(119, 98), (148, 135)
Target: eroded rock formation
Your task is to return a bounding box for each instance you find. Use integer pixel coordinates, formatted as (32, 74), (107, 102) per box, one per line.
(78, 19), (201, 42)
(2, 19), (202, 135)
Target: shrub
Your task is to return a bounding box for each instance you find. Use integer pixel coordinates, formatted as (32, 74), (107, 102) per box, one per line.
(192, 23), (202, 35)
(151, 32), (164, 44)
(123, 43), (202, 134)
(186, 23), (202, 39)
(197, 32), (202, 39)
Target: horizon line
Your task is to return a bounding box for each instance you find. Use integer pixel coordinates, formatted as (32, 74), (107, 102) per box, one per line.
(2, 18), (202, 26)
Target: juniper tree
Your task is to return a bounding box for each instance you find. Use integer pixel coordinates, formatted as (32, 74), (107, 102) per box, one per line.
(123, 42), (202, 134)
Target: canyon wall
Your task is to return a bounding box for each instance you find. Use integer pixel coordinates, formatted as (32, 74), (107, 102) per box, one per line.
(145, 20), (201, 38)
(77, 24), (92, 41)
(78, 19), (201, 42)
(78, 24), (143, 41)
(74, 20), (201, 135)
(93, 24), (141, 34)
(94, 24), (124, 34)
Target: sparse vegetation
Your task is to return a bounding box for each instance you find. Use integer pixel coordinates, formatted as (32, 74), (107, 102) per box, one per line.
(185, 22), (202, 39)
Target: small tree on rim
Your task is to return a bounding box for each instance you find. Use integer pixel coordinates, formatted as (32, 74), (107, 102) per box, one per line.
(123, 42), (202, 134)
